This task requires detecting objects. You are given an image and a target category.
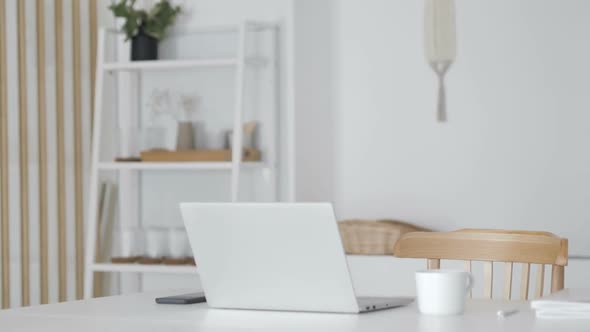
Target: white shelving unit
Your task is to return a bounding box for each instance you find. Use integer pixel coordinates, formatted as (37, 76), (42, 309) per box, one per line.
(83, 22), (279, 298)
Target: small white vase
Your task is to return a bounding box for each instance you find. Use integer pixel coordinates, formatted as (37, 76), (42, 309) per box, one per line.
(168, 228), (190, 258)
(144, 227), (168, 258)
(176, 122), (194, 150)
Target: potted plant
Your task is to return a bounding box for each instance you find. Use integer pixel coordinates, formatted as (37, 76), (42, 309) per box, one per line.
(109, 0), (181, 61)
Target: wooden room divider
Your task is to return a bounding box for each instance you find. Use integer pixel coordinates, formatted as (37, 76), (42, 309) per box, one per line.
(0, 0), (99, 308)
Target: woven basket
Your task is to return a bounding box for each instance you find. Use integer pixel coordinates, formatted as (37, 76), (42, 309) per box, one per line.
(338, 219), (430, 255)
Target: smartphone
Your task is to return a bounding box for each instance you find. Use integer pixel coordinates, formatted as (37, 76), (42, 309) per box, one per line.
(155, 292), (207, 305)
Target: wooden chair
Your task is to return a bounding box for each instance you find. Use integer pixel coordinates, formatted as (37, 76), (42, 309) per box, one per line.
(394, 229), (568, 300)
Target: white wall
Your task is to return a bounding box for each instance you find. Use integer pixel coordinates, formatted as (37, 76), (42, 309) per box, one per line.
(295, 0), (590, 256)
(292, 0), (590, 294)
(293, 0), (335, 202)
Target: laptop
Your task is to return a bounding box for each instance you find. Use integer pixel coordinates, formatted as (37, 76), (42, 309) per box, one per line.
(180, 202), (413, 313)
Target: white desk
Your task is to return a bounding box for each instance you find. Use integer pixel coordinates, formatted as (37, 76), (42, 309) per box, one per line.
(0, 289), (588, 332)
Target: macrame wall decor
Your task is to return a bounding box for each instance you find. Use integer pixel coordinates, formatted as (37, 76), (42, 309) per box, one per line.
(424, 0), (456, 122)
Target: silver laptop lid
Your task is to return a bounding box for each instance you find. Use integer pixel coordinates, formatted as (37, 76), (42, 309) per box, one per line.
(180, 202), (360, 313)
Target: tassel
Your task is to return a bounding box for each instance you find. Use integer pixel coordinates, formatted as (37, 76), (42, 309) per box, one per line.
(430, 61), (451, 122)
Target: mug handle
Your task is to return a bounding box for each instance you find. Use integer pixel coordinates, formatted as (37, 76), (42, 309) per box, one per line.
(465, 272), (475, 292)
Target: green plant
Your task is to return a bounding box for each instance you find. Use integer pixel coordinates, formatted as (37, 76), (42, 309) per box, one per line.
(109, 0), (181, 41)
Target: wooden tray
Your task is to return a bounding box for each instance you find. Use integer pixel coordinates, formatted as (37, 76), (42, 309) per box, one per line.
(111, 256), (196, 266)
(139, 148), (261, 162)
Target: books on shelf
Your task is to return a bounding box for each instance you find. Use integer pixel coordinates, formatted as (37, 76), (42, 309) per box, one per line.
(531, 288), (590, 319)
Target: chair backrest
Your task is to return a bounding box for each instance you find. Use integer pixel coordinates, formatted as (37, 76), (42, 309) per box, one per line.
(394, 229), (568, 300)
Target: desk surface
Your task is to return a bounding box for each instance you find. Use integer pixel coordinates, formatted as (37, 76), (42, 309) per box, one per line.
(0, 289), (588, 332)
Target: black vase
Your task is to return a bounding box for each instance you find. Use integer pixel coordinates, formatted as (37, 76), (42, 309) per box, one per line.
(131, 28), (158, 61)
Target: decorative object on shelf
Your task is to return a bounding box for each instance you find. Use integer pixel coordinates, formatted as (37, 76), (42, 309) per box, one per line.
(228, 121), (258, 149)
(116, 126), (141, 159)
(424, 0), (456, 122)
(163, 228), (191, 265)
(176, 122), (194, 150)
(111, 227), (143, 263)
(177, 93), (199, 120)
(147, 88), (174, 122)
(111, 226), (196, 266)
(140, 124), (177, 151)
(132, 27), (158, 61)
(140, 148), (261, 162)
(145, 89), (199, 151)
(175, 93), (199, 150)
(144, 89), (177, 150)
(139, 227), (167, 264)
(114, 157), (141, 162)
(109, 0), (182, 61)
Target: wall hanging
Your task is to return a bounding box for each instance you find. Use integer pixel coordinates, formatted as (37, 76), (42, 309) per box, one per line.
(424, 0), (456, 122)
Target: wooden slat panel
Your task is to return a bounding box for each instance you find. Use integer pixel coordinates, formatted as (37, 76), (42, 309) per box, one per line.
(503, 262), (513, 300)
(89, 0), (97, 135)
(483, 261), (493, 299)
(17, 0), (31, 307)
(54, 0), (67, 302)
(36, 0), (49, 305)
(464, 260), (472, 298)
(0, 0), (10, 310)
(72, 0), (84, 301)
(535, 264), (545, 299)
(427, 259), (440, 270)
(520, 263), (530, 300)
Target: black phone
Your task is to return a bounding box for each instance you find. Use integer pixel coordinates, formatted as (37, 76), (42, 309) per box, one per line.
(155, 292), (207, 305)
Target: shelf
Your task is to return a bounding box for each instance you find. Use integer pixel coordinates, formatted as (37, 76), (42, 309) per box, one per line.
(105, 22), (278, 36)
(98, 161), (266, 171)
(91, 263), (198, 274)
(103, 57), (267, 72)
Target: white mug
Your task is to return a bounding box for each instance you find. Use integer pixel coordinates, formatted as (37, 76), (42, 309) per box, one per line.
(416, 270), (474, 315)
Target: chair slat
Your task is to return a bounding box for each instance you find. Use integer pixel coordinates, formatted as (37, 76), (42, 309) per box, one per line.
(427, 258), (440, 270)
(535, 264), (545, 299)
(484, 262), (493, 299)
(520, 263), (530, 300)
(551, 265), (564, 293)
(503, 262), (513, 300)
(464, 260), (472, 298)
